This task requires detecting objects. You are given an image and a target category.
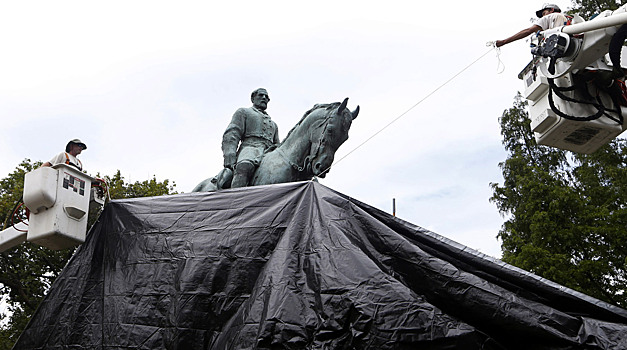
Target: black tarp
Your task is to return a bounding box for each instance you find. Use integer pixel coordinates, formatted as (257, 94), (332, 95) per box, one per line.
(14, 181), (627, 349)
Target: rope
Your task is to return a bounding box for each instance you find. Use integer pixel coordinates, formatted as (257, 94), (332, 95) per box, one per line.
(322, 46), (497, 176)
(486, 41), (505, 74)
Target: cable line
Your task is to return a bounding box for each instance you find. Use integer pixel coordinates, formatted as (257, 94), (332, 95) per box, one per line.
(324, 46), (497, 175)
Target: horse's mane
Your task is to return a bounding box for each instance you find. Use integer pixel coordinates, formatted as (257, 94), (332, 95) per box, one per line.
(279, 102), (341, 146)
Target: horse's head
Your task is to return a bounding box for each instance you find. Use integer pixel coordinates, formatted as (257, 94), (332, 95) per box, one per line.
(308, 98), (359, 178)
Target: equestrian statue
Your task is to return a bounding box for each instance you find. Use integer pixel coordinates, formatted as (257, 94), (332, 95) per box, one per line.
(192, 88), (359, 192)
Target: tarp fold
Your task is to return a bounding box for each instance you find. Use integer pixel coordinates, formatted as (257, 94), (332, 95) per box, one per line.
(14, 181), (627, 349)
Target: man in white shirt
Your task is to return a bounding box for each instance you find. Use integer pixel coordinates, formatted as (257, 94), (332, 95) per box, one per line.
(41, 139), (87, 171)
(496, 4), (569, 47)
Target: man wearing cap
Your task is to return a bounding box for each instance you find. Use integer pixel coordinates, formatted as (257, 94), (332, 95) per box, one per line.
(221, 88), (279, 188)
(41, 139), (87, 171)
(496, 4), (569, 47)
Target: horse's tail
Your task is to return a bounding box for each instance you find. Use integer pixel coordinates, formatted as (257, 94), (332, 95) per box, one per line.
(191, 178), (212, 192)
(192, 168), (232, 192)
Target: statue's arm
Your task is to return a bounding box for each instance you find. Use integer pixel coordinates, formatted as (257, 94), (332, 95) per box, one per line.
(222, 108), (246, 168)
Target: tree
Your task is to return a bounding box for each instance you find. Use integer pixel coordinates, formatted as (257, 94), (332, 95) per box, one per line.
(491, 94), (627, 307)
(0, 160), (177, 349)
(103, 170), (177, 200)
(569, 0), (626, 19)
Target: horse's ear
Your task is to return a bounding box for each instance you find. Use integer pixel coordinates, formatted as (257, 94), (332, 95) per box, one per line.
(338, 98), (349, 114)
(351, 105), (359, 120)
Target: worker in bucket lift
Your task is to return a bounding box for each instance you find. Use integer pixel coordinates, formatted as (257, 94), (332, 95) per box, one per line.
(41, 138), (87, 171)
(496, 4), (569, 47)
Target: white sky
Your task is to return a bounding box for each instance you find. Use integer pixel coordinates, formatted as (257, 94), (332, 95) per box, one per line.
(0, 1), (574, 258)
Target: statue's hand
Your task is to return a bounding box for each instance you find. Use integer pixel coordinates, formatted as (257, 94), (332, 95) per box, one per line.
(224, 154), (237, 169)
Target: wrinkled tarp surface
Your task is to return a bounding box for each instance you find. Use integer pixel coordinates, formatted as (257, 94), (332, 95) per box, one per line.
(14, 181), (627, 349)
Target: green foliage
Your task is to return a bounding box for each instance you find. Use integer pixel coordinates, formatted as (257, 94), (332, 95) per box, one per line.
(0, 160), (70, 348)
(0, 160), (177, 349)
(491, 94), (627, 307)
(569, 0), (626, 19)
(103, 170), (177, 199)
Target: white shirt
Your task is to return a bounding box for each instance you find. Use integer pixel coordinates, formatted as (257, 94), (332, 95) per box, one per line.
(48, 152), (83, 171)
(534, 13), (569, 31)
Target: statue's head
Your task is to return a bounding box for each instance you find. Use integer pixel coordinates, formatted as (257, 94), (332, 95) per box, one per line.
(251, 88), (270, 111)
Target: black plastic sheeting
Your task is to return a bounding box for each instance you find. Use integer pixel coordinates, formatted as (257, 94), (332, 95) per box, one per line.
(14, 181), (627, 349)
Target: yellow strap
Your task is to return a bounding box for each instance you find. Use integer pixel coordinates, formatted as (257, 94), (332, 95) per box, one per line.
(64, 152), (82, 171)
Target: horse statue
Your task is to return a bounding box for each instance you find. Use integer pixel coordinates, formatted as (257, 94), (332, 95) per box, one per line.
(192, 98), (359, 192)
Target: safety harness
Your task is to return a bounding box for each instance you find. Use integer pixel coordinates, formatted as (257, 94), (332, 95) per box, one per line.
(64, 152), (83, 171)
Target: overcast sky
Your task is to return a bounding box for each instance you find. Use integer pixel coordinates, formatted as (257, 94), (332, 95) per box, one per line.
(0, 1), (575, 258)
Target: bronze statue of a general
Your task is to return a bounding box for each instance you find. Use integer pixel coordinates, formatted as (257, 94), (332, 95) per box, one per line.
(222, 88), (280, 188)
(192, 90), (358, 192)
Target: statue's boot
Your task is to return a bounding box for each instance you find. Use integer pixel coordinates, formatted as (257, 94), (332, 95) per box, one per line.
(231, 162), (255, 188)
(214, 168), (233, 189)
